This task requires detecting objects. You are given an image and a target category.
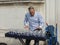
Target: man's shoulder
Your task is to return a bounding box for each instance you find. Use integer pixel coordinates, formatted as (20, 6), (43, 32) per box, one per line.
(35, 12), (40, 15)
(35, 12), (41, 16)
(35, 12), (43, 18)
(25, 12), (30, 16)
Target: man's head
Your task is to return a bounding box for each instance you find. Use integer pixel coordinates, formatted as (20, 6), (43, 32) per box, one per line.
(28, 6), (35, 16)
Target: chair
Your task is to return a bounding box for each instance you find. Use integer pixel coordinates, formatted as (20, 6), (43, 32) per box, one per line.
(45, 25), (58, 45)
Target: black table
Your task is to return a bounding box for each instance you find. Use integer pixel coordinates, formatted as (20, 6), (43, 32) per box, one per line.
(5, 31), (46, 45)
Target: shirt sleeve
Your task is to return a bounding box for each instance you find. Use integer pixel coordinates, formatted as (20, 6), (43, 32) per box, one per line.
(24, 14), (29, 26)
(38, 14), (44, 28)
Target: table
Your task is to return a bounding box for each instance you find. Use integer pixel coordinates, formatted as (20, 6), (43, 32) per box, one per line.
(5, 30), (46, 45)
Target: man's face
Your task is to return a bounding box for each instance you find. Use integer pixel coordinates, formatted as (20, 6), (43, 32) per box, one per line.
(29, 9), (35, 16)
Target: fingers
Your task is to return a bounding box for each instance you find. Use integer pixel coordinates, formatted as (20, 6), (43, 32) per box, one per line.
(24, 26), (29, 30)
(35, 26), (42, 31)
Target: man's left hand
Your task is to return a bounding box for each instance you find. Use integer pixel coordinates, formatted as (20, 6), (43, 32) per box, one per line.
(35, 26), (42, 31)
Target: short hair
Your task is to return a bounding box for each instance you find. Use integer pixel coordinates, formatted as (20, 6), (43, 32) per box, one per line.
(28, 6), (34, 10)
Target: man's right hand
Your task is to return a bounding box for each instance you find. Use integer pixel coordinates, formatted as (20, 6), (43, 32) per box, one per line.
(24, 26), (29, 30)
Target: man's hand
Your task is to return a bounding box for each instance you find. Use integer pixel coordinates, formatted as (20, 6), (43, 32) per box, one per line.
(24, 25), (29, 30)
(35, 26), (42, 31)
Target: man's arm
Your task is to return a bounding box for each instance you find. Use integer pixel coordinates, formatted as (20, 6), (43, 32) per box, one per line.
(24, 14), (29, 29)
(38, 14), (44, 29)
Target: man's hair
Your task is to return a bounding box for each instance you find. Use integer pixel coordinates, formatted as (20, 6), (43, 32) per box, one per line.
(28, 6), (34, 10)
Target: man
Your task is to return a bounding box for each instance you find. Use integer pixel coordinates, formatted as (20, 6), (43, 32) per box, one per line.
(24, 6), (44, 45)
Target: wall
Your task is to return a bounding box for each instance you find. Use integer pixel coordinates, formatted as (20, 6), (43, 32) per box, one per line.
(0, 3), (45, 30)
(46, 0), (55, 25)
(46, 0), (60, 43)
(56, 0), (60, 43)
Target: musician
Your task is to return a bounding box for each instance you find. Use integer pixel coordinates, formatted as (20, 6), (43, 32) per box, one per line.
(24, 6), (44, 45)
